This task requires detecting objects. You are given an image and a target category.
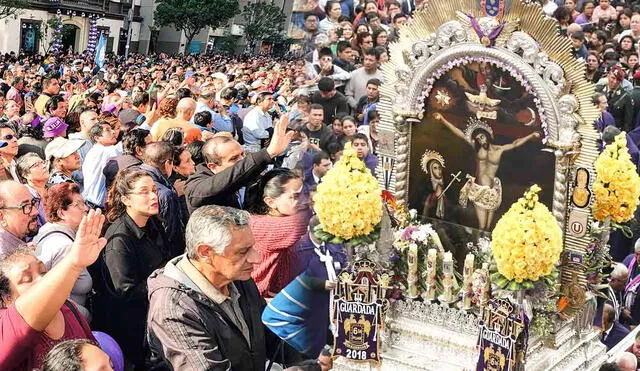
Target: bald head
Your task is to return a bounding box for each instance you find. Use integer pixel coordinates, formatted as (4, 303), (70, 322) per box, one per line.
(176, 98), (197, 121)
(0, 180), (29, 207)
(618, 352), (637, 370)
(567, 23), (582, 36)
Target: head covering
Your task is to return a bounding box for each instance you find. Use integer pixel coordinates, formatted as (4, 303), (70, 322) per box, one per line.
(43, 117), (69, 138)
(609, 65), (626, 82)
(45, 137), (85, 161)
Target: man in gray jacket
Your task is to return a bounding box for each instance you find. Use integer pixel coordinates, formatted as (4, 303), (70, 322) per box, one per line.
(147, 206), (291, 370)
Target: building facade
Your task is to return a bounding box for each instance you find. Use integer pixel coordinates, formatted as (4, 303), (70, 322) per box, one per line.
(0, 0), (293, 55)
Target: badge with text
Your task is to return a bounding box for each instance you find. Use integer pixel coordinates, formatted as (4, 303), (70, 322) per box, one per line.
(332, 260), (390, 365)
(476, 298), (527, 371)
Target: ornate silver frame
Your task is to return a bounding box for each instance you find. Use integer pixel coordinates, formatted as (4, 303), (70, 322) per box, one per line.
(376, 2), (601, 291)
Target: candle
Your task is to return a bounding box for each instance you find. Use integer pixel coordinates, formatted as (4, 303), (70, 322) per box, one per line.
(481, 262), (490, 305)
(462, 254), (475, 309)
(443, 251), (453, 302)
(426, 248), (437, 301)
(407, 244), (419, 298)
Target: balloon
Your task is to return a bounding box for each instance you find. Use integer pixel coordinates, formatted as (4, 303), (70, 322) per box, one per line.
(92, 331), (124, 371)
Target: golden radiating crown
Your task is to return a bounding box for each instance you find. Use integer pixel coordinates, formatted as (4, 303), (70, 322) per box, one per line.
(464, 117), (494, 143)
(421, 150), (445, 175)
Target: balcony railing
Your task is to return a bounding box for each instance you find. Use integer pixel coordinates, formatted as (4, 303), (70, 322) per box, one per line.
(29, 0), (107, 11)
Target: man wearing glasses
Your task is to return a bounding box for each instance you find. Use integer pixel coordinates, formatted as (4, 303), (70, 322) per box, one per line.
(0, 180), (41, 256)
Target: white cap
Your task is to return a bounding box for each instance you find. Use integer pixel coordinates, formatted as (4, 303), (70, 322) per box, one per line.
(45, 137), (85, 161)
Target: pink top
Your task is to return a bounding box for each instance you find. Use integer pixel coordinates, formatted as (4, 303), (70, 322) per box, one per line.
(0, 302), (94, 370)
(250, 209), (311, 297)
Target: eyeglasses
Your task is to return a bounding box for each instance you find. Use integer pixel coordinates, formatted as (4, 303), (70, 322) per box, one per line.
(28, 160), (47, 170)
(69, 200), (90, 211)
(129, 187), (158, 196)
(1, 198), (40, 215)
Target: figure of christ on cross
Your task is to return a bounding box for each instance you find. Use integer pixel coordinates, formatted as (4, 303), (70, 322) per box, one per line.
(432, 112), (541, 230)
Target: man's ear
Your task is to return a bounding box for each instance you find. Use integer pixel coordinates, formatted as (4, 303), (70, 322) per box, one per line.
(207, 162), (219, 174)
(195, 244), (213, 262)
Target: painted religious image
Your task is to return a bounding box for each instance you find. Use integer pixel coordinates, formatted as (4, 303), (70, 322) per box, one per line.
(408, 61), (555, 232)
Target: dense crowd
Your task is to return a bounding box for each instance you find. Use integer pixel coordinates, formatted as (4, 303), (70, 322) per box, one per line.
(3, 0), (640, 370)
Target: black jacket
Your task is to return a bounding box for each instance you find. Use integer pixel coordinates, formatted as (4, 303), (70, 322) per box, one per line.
(91, 214), (170, 368)
(184, 149), (272, 214)
(103, 154), (143, 191)
(147, 256), (281, 370)
(140, 164), (186, 257)
(310, 90), (350, 125)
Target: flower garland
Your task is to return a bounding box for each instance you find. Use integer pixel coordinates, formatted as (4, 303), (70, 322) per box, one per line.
(313, 142), (382, 244)
(50, 11), (64, 54)
(490, 185), (563, 290)
(86, 15), (99, 56)
(592, 133), (640, 223)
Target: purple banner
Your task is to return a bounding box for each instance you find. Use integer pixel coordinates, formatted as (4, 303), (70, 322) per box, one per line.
(333, 298), (382, 364)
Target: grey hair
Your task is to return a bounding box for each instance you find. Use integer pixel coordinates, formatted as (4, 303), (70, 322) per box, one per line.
(611, 262), (629, 279)
(185, 205), (250, 259)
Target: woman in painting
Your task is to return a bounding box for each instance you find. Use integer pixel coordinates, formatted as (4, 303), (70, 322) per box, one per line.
(420, 150), (448, 219)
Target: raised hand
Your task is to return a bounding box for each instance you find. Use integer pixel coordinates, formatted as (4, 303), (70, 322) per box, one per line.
(66, 209), (107, 269)
(266, 114), (295, 158)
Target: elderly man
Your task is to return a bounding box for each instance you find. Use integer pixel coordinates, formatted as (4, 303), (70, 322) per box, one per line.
(0, 180), (41, 255)
(147, 206), (284, 369)
(609, 263), (630, 322)
(618, 352), (638, 371)
(184, 116), (293, 213)
(151, 97), (201, 143)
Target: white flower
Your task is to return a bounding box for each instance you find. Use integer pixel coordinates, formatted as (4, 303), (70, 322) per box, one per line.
(411, 229), (428, 243)
(409, 242), (418, 251)
(409, 209), (418, 220)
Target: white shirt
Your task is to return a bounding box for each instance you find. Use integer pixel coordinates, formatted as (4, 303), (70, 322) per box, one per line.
(242, 107), (272, 146)
(81, 142), (122, 207)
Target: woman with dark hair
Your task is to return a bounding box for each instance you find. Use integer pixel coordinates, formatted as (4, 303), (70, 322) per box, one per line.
(619, 34), (636, 61)
(93, 168), (169, 370)
(586, 52), (603, 83)
(372, 28), (388, 48)
(33, 183), (92, 319)
(249, 168), (310, 297)
(0, 209), (105, 370)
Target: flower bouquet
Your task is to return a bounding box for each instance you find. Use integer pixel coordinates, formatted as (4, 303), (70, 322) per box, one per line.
(490, 185), (563, 291)
(313, 142), (383, 246)
(592, 133), (640, 228)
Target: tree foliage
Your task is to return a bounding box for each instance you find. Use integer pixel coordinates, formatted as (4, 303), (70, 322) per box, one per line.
(0, 0), (27, 20)
(242, 1), (286, 52)
(154, 0), (240, 49)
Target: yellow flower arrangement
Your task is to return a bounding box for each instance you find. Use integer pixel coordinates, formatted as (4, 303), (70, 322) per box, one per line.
(313, 142), (382, 243)
(592, 133), (640, 223)
(490, 185), (563, 289)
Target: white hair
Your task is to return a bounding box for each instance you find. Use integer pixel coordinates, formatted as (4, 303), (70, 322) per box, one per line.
(612, 263), (629, 280)
(617, 352), (637, 370)
(185, 205), (250, 259)
(635, 239), (640, 252)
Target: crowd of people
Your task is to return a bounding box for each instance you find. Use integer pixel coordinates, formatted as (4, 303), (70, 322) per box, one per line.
(0, 1), (390, 368)
(3, 0), (640, 369)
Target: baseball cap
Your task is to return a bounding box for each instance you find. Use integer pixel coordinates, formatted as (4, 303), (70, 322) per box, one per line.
(43, 117), (69, 138)
(45, 137), (85, 161)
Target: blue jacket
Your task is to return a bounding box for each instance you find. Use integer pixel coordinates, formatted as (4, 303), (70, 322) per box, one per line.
(140, 164), (186, 257)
